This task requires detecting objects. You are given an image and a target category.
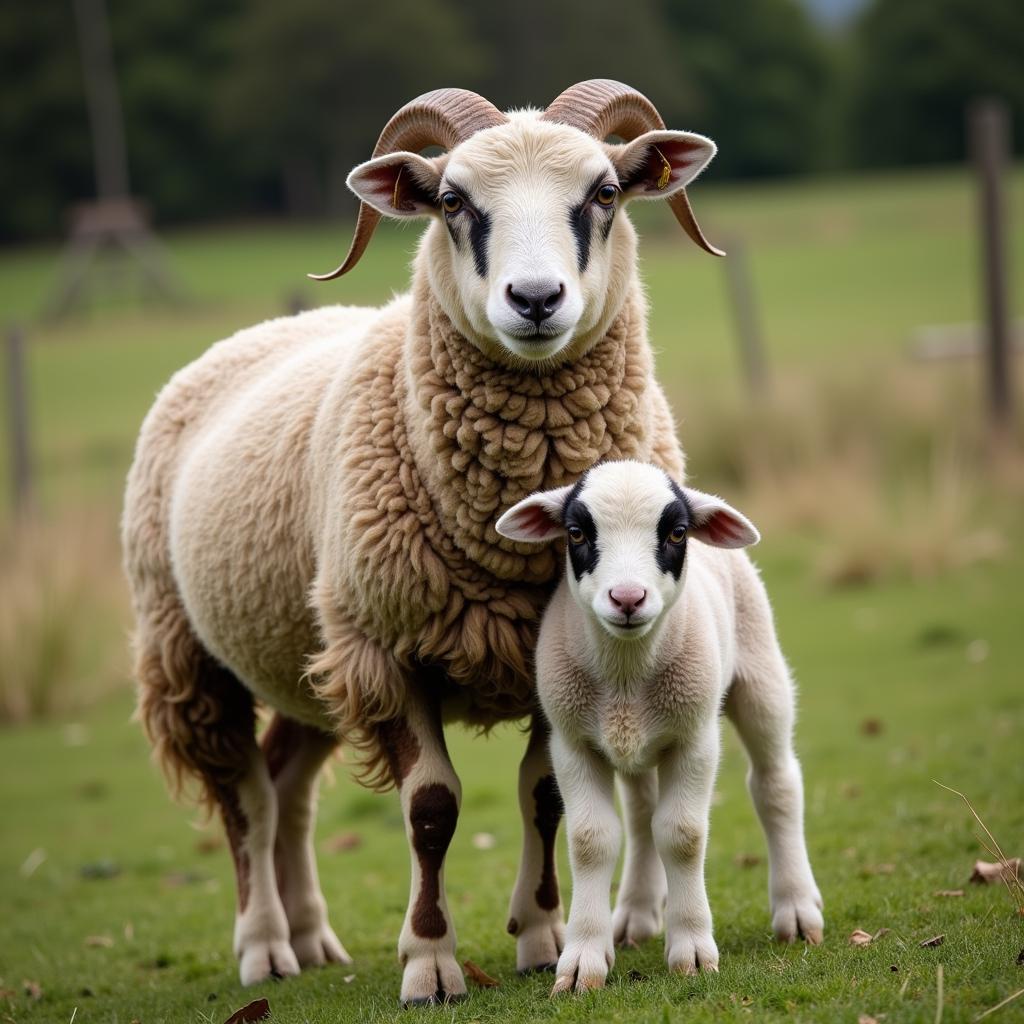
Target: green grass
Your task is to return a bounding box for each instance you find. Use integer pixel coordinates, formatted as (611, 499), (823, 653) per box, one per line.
(1, 165), (1023, 1022)
(1, 537), (1022, 1023)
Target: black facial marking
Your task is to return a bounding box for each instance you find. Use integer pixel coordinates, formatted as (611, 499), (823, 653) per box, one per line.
(569, 196), (593, 274)
(655, 478), (691, 580)
(469, 207), (491, 278)
(562, 478), (599, 581)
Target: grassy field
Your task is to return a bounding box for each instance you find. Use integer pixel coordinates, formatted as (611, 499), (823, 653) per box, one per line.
(1, 166), (1023, 1022)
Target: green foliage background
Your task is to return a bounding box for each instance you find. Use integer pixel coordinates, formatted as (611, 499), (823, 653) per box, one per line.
(2, 0), (1022, 242)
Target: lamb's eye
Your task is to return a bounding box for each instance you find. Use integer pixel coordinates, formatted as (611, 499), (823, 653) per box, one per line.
(667, 526), (686, 545)
(595, 184), (618, 207)
(567, 525), (586, 545)
(441, 192), (463, 214)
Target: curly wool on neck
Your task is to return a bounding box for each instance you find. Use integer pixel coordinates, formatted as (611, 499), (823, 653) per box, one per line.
(309, 278), (685, 788)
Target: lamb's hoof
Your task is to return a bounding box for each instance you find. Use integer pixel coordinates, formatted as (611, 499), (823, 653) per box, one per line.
(238, 938), (301, 986)
(612, 902), (663, 948)
(666, 928), (719, 976)
(517, 962), (557, 976)
(550, 941), (612, 996)
(291, 922), (352, 968)
(514, 918), (565, 973)
(772, 889), (825, 946)
(400, 953), (467, 1006)
(400, 991), (468, 1008)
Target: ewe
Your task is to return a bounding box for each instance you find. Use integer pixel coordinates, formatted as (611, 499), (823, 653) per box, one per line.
(498, 461), (824, 994)
(123, 80), (721, 1004)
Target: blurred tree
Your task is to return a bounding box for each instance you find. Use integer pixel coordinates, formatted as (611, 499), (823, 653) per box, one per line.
(849, 0), (1024, 166)
(660, 0), (837, 178)
(215, 0), (487, 217)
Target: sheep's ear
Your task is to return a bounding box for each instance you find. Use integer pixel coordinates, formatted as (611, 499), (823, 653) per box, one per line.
(347, 152), (443, 219)
(495, 485), (574, 543)
(610, 130), (716, 200)
(683, 487), (760, 548)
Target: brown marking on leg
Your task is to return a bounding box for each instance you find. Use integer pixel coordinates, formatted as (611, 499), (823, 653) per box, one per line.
(507, 917), (519, 936)
(409, 783), (458, 939)
(379, 715), (421, 786)
(533, 774), (563, 911)
(213, 781), (251, 913)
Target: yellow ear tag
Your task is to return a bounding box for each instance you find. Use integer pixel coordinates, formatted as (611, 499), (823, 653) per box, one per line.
(654, 147), (672, 190)
(391, 166), (404, 209)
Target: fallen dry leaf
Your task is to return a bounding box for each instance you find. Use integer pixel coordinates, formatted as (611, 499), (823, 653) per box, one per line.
(343, 974), (356, 983)
(872, 928), (891, 941)
(463, 959), (500, 988)
(22, 980), (42, 1000)
(734, 853), (762, 868)
(858, 1015), (879, 1024)
(85, 935), (114, 948)
(325, 832), (362, 853)
(970, 858), (1022, 885)
(860, 718), (884, 736)
(935, 889), (964, 898)
(849, 929), (874, 946)
(223, 998), (271, 1024)
(919, 934), (945, 948)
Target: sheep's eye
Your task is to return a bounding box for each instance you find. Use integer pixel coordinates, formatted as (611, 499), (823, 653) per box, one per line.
(667, 526), (687, 545)
(595, 184), (618, 207)
(567, 525), (586, 545)
(441, 192), (463, 215)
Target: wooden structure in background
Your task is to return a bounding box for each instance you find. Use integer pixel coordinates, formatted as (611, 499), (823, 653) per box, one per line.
(44, 0), (182, 319)
(970, 98), (1014, 431)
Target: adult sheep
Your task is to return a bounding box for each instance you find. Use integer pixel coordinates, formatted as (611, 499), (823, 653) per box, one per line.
(122, 80), (722, 1005)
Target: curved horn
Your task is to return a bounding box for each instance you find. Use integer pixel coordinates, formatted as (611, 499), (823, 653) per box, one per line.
(541, 79), (723, 257)
(310, 88), (507, 281)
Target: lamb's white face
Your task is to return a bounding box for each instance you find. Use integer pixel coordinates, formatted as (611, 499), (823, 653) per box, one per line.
(347, 113), (715, 367)
(496, 461), (760, 641)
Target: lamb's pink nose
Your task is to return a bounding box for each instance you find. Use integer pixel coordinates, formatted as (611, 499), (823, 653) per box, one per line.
(609, 585), (646, 617)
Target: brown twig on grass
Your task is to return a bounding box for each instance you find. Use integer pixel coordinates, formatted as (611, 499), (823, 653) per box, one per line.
(933, 780), (1024, 915)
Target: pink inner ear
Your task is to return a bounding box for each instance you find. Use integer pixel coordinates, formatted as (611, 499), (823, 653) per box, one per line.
(648, 138), (704, 190)
(704, 511), (747, 545)
(512, 504), (559, 538)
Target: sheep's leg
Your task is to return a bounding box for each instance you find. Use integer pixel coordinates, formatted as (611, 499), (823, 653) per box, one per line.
(212, 741), (300, 985)
(654, 728), (720, 975)
(612, 771), (666, 947)
(381, 693), (466, 1006)
(725, 671), (823, 944)
(507, 714), (565, 972)
(550, 733), (620, 995)
(261, 714), (351, 969)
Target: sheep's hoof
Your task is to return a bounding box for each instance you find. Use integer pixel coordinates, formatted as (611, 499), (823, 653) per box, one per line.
(400, 991), (468, 1008)
(518, 962), (557, 976)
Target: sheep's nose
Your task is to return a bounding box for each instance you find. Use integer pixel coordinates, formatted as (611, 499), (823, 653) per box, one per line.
(505, 281), (565, 327)
(609, 585), (646, 617)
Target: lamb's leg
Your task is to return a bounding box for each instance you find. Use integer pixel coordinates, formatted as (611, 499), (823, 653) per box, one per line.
(507, 714), (565, 973)
(261, 714), (351, 969)
(379, 693), (466, 1006)
(653, 729), (720, 975)
(725, 670), (823, 944)
(612, 771), (666, 947)
(550, 733), (620, 995)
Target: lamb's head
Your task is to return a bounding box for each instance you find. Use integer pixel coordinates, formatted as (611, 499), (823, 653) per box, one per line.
(496, 461), (759, 640)
(312, 81), (720, 366)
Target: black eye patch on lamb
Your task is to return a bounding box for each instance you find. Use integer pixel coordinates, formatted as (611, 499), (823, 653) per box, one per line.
(655, 487), (690, 579)
(562, 493), (599, 580)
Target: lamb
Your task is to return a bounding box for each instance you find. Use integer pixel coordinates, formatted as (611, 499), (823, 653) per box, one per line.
(122, 80), (723, 1005)
(496, 461), (824, 994)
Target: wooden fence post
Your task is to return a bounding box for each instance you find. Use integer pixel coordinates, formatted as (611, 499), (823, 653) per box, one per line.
(969, 98), (1013, 431)
(722, 237), (769, 399)
(5, 324), (32, 516)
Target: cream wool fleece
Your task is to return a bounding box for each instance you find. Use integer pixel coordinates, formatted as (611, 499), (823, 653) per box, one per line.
(125, 261), (684, 789)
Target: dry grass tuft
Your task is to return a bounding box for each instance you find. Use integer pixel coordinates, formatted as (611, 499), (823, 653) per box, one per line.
(681, 360), (1024, 587)
(0, 506), (128, 723)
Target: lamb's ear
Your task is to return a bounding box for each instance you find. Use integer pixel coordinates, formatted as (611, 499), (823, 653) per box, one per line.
(683, 488), (760, 549)
(495, 485), (574, 543)
(610, 130), (716, 200)
(347, 152), (443, 219)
